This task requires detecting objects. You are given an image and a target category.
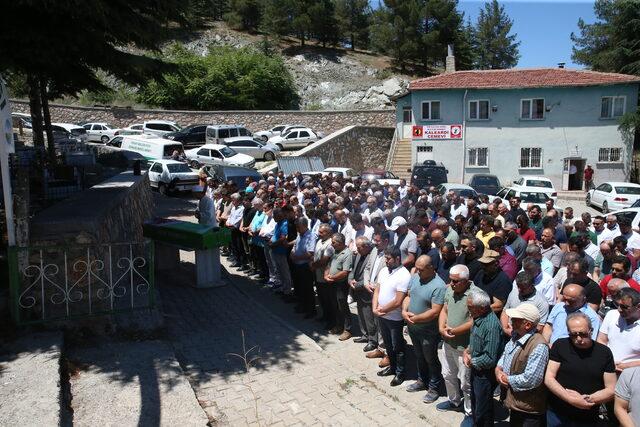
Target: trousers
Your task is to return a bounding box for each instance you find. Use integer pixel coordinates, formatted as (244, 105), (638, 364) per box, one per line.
(378, 317), (406, 376)
(407, 328), (443, 390)
(439, 341), (472, 416)
(471, 367), (497, 427)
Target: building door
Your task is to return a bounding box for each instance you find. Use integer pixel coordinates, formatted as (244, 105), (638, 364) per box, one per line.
(402, 106), (413, 139)
(562, 158), (586, 191)
(416, 146), (433, 164)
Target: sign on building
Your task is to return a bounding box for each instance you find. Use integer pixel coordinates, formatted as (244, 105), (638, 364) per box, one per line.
(412, 124), (463, 140)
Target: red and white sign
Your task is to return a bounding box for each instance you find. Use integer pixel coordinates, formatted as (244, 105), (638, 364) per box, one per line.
(412, 124), (463, 140)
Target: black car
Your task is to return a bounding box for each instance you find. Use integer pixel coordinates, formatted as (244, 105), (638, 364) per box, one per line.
(468, 174), (501, 196)
(203, 164), (262, 189)
(163, 124), (207, 148)
(408, 160), (448, 189)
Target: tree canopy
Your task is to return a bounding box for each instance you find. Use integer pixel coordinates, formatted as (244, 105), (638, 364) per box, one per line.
(473, 0), (520, 69)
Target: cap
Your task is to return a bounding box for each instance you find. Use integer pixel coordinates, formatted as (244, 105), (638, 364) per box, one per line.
(505, 303), (540, 323)
(388, 216), (407, 231)
(478, 249), (500, 263)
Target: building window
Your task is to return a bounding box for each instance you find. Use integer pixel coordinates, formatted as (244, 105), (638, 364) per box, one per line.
(521, 99), (544, 120)
(402, 106), (412, 123)
(598, 147), (622, 163)
(421, 101), (441, 120)
(467, 148), (489, 167)
(601, 96), (625, 119)
(469, 100), (489, 120)
(417, 146), (433, 153)
(520, 147), (542, 168)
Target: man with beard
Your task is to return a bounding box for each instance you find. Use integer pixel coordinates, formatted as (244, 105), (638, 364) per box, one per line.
(473, 250), (513, 314)
(503, 221), (528, 266)
(456, 237), (484, 281)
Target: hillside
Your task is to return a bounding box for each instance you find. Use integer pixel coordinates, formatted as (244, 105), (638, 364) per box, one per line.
(162, 22), (413, 110)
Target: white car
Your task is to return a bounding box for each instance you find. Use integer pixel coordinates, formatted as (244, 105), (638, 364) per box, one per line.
(254, 124), (304, 142)
(490, 186), (564, 215)
(117, 123), (144, 135)
(360, 169), (401, 187)
(301, 167), (357, 179)
(51, 123), (88, 142)
(269, 127), (322, 150)
(185, 144), (255, 169)
(586, 182), (640, 213)
(437, 183), (478, 199)
(511, 176), (557, 201)
(611, 208), (640, 231)
(223, 137), (280, 161)
(82, 122), (120, 143)
(148, 160), (199, 195)
(143, 120), (181, 137)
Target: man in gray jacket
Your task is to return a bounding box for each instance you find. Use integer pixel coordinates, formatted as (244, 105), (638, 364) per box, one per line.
(349, 236), (377, 352)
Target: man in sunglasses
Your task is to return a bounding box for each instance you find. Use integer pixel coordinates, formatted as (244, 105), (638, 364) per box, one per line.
(545, 312), (616, 427)
(597, 288), (640, 373)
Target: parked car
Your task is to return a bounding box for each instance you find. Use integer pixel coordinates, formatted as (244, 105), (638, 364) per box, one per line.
(361, 169), (401, 186)
(300, 167), (358, 179)
(223, 136), (280, 161)
(408, 160), (448, 188)
(163, 124), (207, 147)
(437, 183), (478, 199)
(115, 135), (184, 161)
(148, 159), (199, 195)
(51, 123), (88, 142)
(512, 175), (557, 201)
(468, 174), (501, 196)
(254, 124), (304, 142)
(82, 122), (120, 143)
(143, 120), (181, 137)
(586, 182), (640, 213)
(491, 187), (562, 214)
(116, 123), (144, 135)
(205, 125), (253, 144)
(51, 130), (81, 150)
(269, 127), (322, 150)
(12, 112), (33, 129)
(611, 208), (640, 231)
(203, 164), (262, 189)
(185, 144), (255, 169)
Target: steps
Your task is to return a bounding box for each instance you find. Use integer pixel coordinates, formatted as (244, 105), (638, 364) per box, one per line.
(388, 138), (413, 180)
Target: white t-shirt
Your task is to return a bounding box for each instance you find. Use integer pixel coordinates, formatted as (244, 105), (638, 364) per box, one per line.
(376, 266), (411, 321)
(600, 310), (640, 363)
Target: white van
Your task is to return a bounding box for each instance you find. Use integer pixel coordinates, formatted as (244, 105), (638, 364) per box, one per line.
(119, 135), (184, 161)
(205, 125), (252, 144)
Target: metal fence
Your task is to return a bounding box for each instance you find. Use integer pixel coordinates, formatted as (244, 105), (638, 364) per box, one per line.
(8, 242), (154, 325)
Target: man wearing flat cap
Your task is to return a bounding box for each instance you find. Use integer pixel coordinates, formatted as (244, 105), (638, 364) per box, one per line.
(496, 303), (549, 427)
(473, 249), (513, 315)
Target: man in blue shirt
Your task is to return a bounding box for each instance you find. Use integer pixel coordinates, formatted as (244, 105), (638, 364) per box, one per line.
(290, 217), (317, 317)
(402, 255), (446, 403)
(543, 284), (601, 344)
(270, 208), (294, 301)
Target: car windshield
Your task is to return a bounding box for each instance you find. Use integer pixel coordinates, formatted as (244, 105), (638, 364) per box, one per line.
(615, 186), (640, 195)
(220, 147), (238, 157)
(473, 176), (498, 185)
(167, 163), (192, 173)
(525, 179), (552, 188)
(519, 192), (549, 203)
(459, 189), (477, 198)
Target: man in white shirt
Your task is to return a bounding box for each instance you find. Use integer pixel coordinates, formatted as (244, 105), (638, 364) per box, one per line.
(227, 193), (245, 267)
(195, 186), (217, 227)
(259, 203), (278, 286)
(373, 246), (411, 386)
(521, 256), (556, 306)
(598, 214), (621, 245)
(597, 288), (640, 372)
(450, 194), (468, 218)
(398, 179), (408, 200)
(334, 210), (354, 248)
(350, 213), (374, 252)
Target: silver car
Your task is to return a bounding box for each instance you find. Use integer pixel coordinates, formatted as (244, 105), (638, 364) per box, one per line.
(223, 136), (280, 161)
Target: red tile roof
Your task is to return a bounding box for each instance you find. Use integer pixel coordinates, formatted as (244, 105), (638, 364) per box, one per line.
(408, 68), (640, 90)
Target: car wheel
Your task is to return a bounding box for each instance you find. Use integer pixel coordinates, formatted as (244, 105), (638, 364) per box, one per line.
(261, 135), (268, 142)
(190, 160), (200, 169)
(101, 135), (109, 143)
(602, 201), (609, 214)
(263, 151), (275, 161)
(585, 194), (591, 207)
(307, 141), (314, 146)
(276, 143), (284, 151)
(158, 183), (167, 196)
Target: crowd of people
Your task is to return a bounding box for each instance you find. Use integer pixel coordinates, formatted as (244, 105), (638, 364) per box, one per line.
(194, 169), (640, 427)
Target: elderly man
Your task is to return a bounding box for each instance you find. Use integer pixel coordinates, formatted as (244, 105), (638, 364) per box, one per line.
(473, 250), (512, 314)
(497, 303), (549, 427)
(324, 233), (353, 340)
(523, 243), (554, 278)
(388, 217), (417, 270)
(545, 312), (616, 426)
(503, 221), (528, 265)
(543, 284), (601, 344)
(350, 213), (373, 252)
(373, 247), (411, 386)
(437, 217), (460, 248)
(562, 258), (603, 311)
(463, 289), (503, 427)
(501, 272), (549, 336)
(348, 236), (378, 351)
(597, 288), (640, 372)
(311, 224), (337, 329)
(290, 217), (317, 317)
(600, 214), (622, 244)
(540, 228), (563, 275)
(521, 256), (556, 307)
(334, 210), (354, 248)
(227, 193), (245, 267)
(436, 264), (478, 417)
(402, 255), (446, 403)
(366, 230), (392, 364)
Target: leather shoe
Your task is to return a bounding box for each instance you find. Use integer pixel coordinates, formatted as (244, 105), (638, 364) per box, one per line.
(338, 331), (352, 341)
(366, 349), (384, 359)
(353, 336), (368, 343)
(377, 366), (393, 377)
(363, 343), (377, 352)
(378, 356), (390, 368)
(390, 375), (405, 387)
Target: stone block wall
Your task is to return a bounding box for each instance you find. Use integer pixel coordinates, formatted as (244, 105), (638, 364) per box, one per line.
(10, 100), (395, 137)
(296, 126), (395, 172)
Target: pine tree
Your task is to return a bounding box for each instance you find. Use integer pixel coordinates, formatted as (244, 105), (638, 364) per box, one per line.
(385, 0), (423, 72)
(260, 0), (292, 40)
(309, 0), (340, 48)
(473, 0), (520, 69)
(335, 0), (371, 51)
(422, 0), (474, 72)
(368, 5), (394, 55)
(224, 0), (263, 31)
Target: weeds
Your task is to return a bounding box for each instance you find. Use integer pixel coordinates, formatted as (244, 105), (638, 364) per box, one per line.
(227, 330), (262, 426)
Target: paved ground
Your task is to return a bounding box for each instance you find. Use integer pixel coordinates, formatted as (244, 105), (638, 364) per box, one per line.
(0, 332), (64, 427)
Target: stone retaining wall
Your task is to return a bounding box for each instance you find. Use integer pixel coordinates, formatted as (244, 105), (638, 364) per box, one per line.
(10, 100), (395, 137)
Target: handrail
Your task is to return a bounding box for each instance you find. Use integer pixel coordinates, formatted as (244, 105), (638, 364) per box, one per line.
(385, 126), (399, 171)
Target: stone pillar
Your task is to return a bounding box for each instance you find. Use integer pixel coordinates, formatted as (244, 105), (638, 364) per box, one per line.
(445, 44), (456, 74)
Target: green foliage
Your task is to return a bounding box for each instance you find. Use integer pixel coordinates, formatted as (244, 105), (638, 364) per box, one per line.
(473, 0), (520, 69)
(335, 0), (371, 50)
(138, 44), (299, 110)
(186, 0), (230, 21)
(309, 0), (340, 48)
(260, 0), (293, 39)
(224, 0), (263, 31)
